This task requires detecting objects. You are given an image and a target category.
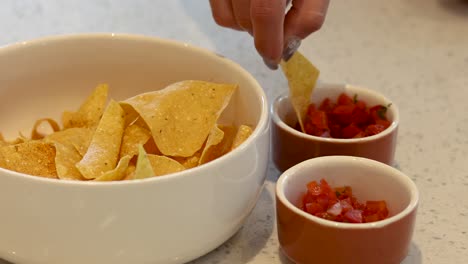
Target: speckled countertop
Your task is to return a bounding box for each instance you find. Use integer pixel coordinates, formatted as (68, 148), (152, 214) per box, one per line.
(1, 0), (467, 263)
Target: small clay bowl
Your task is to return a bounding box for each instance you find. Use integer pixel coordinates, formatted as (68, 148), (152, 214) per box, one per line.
(276, 156), (419, 264)
(271, 83), (399, 172)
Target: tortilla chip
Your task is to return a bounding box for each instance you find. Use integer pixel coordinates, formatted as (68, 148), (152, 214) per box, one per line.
(0, 133), (26, 146)
(173, 151), (201, 169)
(122, 80), (236, 157)
(120, 123), (152, 159)
(199, 125), (236, 165)
(280, 52), (320, 132)
(63, 84), (109, 129)
(199, 125), (224, 160)
(53, 142), (85, 180)
(44, 127), (93, 157)
(147, 154), (185, 176)
(0, 141), (57, 178)
(76, 100), (125, 179)
(31, 118), (61, 140)
(123, 163), (136, 180)
(94, 155), (131, 181)
(231, 125), (253, 150)
(134, 145), (155, 179)
(143, 136), (161, 155)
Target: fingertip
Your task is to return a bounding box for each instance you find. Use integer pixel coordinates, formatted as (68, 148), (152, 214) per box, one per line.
(254, 36), (283, 64)
(263, 57), (279, 70)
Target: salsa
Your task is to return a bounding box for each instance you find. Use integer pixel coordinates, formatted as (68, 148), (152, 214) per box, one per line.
(299, 178), (389, 223)
(297, 93), (391, 139)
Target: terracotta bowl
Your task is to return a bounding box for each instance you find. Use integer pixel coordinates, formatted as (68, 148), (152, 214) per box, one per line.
(276, 156), (419, 264)
(271, 83), (399, 172)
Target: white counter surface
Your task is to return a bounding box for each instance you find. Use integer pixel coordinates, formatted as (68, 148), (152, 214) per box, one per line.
(1, 1), (467, 263)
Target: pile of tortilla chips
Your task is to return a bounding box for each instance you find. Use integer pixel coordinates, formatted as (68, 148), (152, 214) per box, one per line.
(0, 81), (253, 181)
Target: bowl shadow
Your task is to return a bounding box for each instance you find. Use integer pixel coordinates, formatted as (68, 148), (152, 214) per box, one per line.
(188, 181), (275, 263)
(277, 241), (422, 264)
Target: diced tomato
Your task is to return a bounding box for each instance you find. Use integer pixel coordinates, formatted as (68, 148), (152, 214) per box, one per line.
(310, 111), (328, 130)
(365, 124), (386, 136)
(304, 121), (322, 137)
(353, 201), (366, 211)
(307, 181), (322, 196)
(376, 119), (391, 129)
(365, 200), (387, 213)
(355, 100), (367, 109)
(331, 105), (355, 126)
(351, 107), (370, 125)
(315, 212), (337, 221)
(307, 104), (317, 116)
(320, 179), (332, 194)
(332, 105), (355, 116)
(298, 94), (391, 139)
(341, 123), (362, 139)
(306, 202), (324, 215)
(337, 93), (353, 105)
(353, 131), (365, 138)
(364, 200), (389, 219)
(302, 193), (316, 207)
(363, 214), (380, 223)
(300, 179), (389, 223)
(319, 98), (334, 112)
(328, 122), (342, 138)
(316, 193), (329, 209)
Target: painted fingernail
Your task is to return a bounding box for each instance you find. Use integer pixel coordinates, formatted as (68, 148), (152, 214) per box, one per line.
(282, 36), (301, 61)
(263, 58), (278, 70)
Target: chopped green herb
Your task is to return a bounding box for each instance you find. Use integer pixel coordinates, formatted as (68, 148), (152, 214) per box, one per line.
(335, 191), (341, 197)
(377, 106), (388, 120)
(353, 94), (358, 103)
(387, 103), (393, 108)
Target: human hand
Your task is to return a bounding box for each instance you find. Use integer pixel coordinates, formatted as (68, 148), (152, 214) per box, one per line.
(209, 0), (330, 69)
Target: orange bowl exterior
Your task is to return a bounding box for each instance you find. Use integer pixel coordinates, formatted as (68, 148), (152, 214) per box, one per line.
(272, 119), (398, 172)
(276, 195), (417, 264)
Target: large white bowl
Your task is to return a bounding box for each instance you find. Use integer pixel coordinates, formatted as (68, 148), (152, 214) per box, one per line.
(0, 34), (270, 264)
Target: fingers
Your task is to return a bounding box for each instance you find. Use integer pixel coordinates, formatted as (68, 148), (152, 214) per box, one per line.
(209, 0), (242, 30)
(284, 0), (329, 40)
(231, 0), (253, 34)
(251, 0), (287, 68)
(210, 0), (329, 69)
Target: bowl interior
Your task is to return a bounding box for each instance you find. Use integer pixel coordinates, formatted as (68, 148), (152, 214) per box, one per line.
(274, 83), (397, 130)
(279, 156), (417, 219)
(0, 34), (266, 139)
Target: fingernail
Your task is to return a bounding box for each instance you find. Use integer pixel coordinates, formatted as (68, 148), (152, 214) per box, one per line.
(263, 58), (278, 70)
(282, 36), (301, 61)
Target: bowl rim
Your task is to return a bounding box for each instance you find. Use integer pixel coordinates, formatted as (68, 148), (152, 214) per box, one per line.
(271, 83), (400, 143)
(0, 33), (269, 186)
(276, 155), (419, 229)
